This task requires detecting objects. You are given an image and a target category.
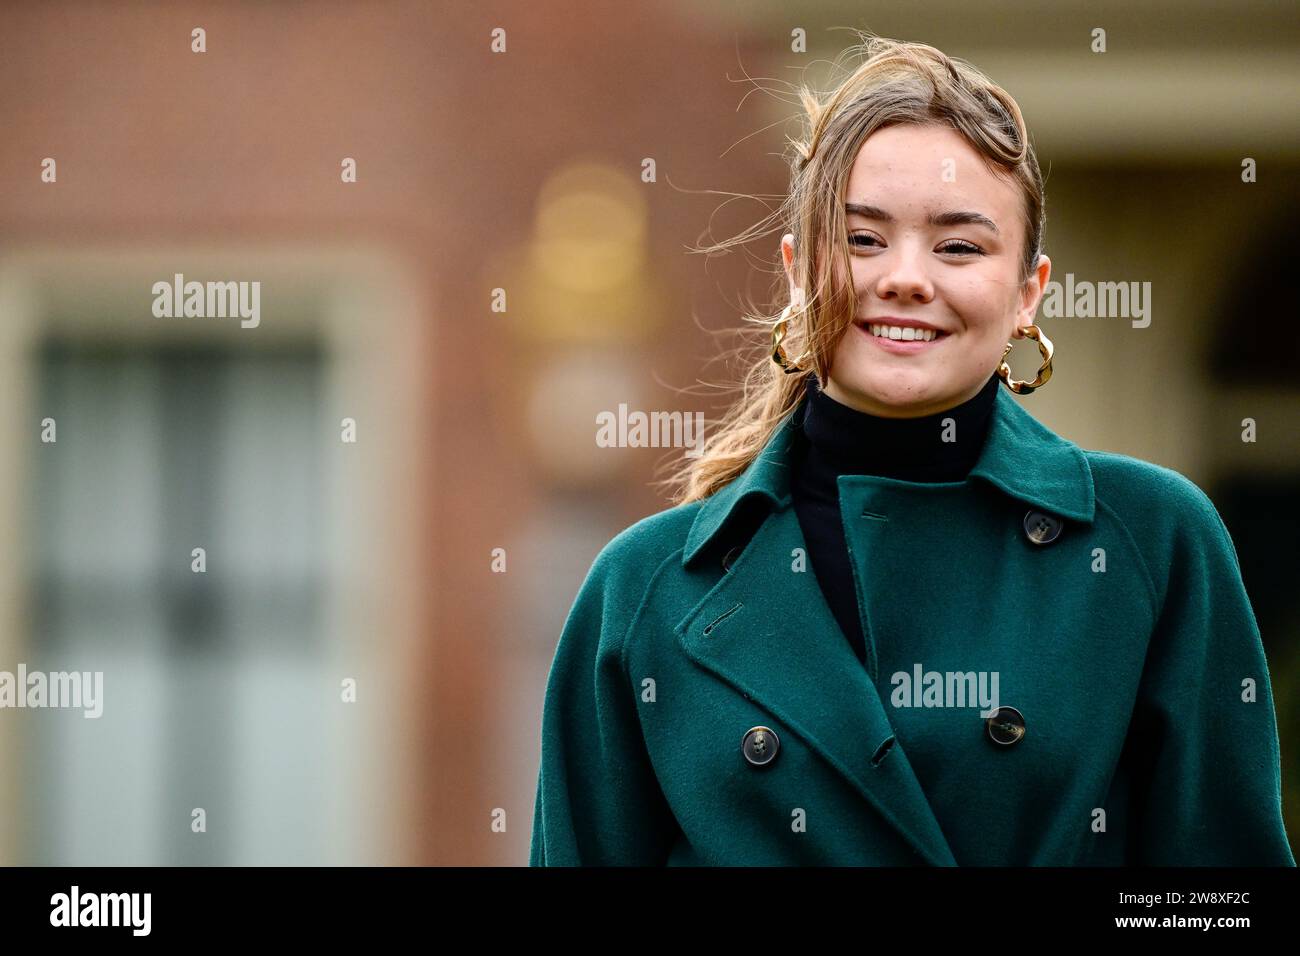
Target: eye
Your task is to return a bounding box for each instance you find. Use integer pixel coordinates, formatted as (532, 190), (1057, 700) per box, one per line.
(937, 239), (985, 256)
(848, 232), (883, 250)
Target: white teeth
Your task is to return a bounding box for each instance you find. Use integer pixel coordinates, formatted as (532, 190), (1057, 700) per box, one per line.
(868, 323), (938, 342)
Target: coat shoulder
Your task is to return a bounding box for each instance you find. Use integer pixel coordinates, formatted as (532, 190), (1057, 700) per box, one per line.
(568, 499), (704, 637)
(592, 499), (703, 580)
(1082, 447), (1227, 531)
(1080, 447), (1241, 603)
(555, 500), (705, 679)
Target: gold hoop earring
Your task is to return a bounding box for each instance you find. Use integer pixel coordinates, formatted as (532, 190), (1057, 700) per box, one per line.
(771, 301), (812, 374)
(997, 324), (1054, 394)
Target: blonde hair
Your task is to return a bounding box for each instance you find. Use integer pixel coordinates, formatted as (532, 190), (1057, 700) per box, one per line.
(656, 33), (1045, 505)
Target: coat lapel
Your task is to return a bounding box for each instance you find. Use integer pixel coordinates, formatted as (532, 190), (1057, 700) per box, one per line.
(674, 383), (1097, 866)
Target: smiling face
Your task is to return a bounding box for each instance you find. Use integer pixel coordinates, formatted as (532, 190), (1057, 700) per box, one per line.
(783, 123), (1051, 418)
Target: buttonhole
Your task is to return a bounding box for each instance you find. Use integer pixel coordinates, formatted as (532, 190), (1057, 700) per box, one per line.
(861, 509), (889, 521)
(870, 735), (896, 768)
(702, 601), (743, 636)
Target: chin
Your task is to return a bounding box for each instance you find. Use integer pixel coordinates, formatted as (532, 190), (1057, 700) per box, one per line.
(867, 388), (942, 415)
(832, 366), (946, 414)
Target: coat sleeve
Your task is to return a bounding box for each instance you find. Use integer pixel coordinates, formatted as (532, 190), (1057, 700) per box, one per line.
(528, 545), (679, 866)
(1125, 481), (1295, 865)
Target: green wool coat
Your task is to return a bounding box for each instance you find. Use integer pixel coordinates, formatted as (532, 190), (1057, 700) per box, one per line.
(529, 386), (1296, 866)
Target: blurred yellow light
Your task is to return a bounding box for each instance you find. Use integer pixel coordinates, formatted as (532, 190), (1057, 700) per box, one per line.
(533, 162), (647, 294)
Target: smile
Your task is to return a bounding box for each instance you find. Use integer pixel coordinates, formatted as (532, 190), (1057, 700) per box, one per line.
(857, 321), (950, 352)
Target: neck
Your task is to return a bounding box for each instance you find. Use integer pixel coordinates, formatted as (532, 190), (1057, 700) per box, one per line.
(794, 373), (1001, 491)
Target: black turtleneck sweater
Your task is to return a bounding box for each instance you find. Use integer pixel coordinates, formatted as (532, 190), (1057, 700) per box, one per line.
(790, 373), (1001, 665)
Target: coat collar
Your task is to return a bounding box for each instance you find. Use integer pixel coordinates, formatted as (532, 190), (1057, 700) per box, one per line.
(682, 384), (1095, 568)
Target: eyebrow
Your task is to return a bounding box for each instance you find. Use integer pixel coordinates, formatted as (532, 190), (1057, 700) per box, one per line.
(845, 202), (999, 234)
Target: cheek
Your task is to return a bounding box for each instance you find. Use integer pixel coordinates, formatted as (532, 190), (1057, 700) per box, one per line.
(943, 271), (1018, 333)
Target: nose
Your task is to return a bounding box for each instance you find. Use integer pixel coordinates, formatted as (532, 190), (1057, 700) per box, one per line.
(871, 244), (935, 304)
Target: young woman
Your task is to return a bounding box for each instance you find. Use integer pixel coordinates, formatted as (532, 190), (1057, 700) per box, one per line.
(529, 37), (1295, 866)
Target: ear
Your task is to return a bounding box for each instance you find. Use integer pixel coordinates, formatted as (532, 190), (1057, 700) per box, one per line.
(1014, 254), (1051, 334)
(780, 233), (798, 298)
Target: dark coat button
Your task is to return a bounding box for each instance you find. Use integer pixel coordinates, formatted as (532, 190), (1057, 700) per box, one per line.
(721, 545), (742, 572)
(1023, 510), (1063, 545)
(986, 706), (1026, 746)
(741, 725), (780, 766)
